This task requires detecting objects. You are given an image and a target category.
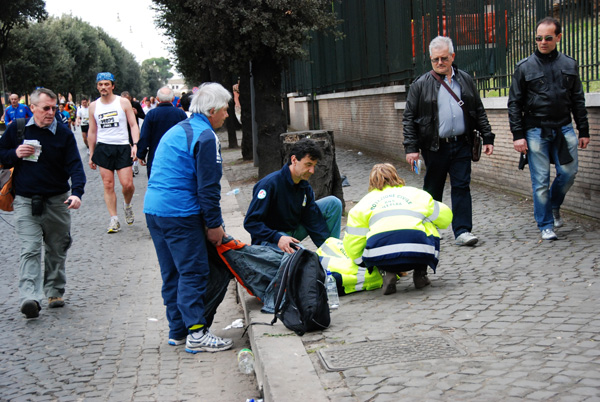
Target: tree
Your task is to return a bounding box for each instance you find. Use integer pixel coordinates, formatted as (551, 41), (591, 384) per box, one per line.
(140, 57), (174, 96)
(4, 16), (141, 101)
(152, 0), (340, 177)
(0, 0), (47, 97)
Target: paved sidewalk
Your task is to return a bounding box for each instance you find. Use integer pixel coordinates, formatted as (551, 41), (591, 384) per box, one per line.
(0, 129), (261, 401)
(221, 132), (600, 402)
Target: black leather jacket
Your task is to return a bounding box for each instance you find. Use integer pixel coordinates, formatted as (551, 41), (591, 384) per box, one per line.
(508, 50), (589, 141)
(402, 67), (494, 154)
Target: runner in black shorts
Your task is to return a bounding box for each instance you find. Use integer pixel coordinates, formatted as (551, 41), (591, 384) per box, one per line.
(91, 143), (133, 171)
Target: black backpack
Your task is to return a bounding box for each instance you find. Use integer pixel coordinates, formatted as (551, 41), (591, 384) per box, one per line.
(271, 247), (331, 336)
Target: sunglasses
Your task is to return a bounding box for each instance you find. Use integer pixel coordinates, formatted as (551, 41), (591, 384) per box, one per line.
(35, 105), (58, 112)
(535, 35), (555, 42)
(431, 56), (450, 63)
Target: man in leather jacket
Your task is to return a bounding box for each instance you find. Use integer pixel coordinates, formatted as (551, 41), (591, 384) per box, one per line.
(508, 17), (589, 241)
(403, 36), (494, 247)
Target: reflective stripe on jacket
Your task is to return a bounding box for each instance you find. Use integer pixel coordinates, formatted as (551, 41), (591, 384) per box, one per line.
(343, 185), (452, 271)
(317, 237), (383, 295)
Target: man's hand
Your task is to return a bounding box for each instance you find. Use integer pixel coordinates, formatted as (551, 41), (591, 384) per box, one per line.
(138, 158), (146, 166)
(207, 226), (225, 247)
(88, 155), (97, 170)
(65, 196), (81, 210)
(579, 137), (590, 149)
(405, 152), (420, 166)
(278, 235), (300, 253)
(16, 144), (35, 158)
(131, 144), (138, 161)
(483, 144), (494, 155)
(513, 139), (528, 154)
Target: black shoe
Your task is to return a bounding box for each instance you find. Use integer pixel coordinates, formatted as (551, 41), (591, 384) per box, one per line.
(413, 268), (431, 289)
(382, 272), (397, 295)
(21, 300), (41, 318)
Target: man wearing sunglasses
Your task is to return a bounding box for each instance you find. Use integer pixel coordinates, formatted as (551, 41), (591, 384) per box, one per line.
(508, 17), (589, 241)
(403, 36), (495, 247)
(0, 88), (86, 318)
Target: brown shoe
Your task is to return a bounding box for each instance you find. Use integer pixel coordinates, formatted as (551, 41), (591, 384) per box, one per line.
(413, 268), (431, 289)
(382, 271), (398, 295)
(48, 297), (65, 308)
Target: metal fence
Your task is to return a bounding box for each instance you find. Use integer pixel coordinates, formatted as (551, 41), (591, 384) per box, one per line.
(284, 0), (599, 97)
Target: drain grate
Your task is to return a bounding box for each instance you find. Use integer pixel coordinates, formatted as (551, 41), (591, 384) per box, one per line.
(318, 337), (467, 371)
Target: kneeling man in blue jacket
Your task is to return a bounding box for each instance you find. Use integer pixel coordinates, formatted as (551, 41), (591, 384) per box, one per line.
(244, 138), (342, 253)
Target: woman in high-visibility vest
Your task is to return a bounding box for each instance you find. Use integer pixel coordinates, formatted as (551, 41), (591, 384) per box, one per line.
(344, 163), (453, 295)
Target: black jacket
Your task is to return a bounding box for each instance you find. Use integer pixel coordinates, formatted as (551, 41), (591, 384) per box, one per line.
(402, 67), (494, 154)
(508, 49), (589, 141)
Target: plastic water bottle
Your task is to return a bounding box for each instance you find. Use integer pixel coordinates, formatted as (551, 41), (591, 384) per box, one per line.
(326, 270), (340, 310)
(226, 188), (240, 195)
(238, 348), (255, 374)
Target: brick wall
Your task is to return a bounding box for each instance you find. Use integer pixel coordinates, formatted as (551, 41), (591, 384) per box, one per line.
(291, 91), (600, 220)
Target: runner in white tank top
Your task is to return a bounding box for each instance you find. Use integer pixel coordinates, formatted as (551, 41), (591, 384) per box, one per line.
(93, 95), (130, 145)
(87, 72), (140, 234)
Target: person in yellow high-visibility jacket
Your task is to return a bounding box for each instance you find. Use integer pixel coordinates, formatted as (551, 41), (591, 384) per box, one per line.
(344, 163), (453, 295)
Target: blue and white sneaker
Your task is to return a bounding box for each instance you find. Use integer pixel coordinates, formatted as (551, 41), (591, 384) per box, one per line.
(185, 328), (233, 353)
(168, 338), (186, 346)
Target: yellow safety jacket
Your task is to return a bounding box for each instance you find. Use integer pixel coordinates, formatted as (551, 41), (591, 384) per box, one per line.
(317, 237), (383, 295)
(344, 185), (452, 272)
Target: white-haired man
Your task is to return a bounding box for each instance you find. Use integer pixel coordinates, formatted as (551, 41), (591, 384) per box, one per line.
(403, 36), (495, 247)
(137, 86), (187, 179)
(144, 83), (233, 353)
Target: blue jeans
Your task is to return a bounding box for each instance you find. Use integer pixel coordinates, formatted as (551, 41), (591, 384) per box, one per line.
(14, 194), (72, 305)
(146, 214), (210, 340)
(290, 196), (343, 241)
(422, 139), (472, 238)
(526, 125), (578, 231)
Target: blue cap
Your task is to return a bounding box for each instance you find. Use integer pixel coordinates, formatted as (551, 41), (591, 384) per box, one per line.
(96, 72), (115, 82)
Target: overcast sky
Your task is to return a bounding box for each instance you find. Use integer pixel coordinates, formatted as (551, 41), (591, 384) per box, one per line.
(44, 0), (173, 64)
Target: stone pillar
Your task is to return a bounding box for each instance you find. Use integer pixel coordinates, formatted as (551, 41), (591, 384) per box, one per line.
(280, 130), (345, 210)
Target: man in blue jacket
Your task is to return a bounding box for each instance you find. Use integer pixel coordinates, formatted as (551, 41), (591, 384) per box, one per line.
(244, 138), (342, 253)
(137, 86), (187, 179)
(2, 93), (33, 126)
(144, 83), (233, 353)
(0, 88), (86, 319)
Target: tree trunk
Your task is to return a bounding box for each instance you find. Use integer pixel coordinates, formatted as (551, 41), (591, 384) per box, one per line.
(252, 54), (287, 179)
(239, 63), (253, 161)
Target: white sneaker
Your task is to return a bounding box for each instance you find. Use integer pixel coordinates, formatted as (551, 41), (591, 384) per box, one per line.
(455, 232), (478, 246)
(107, 217), (121, 233)
(132, 161), (139, 176)
(541, 228), (558, 241)
(168, 337), (186, 346)
(185, 328), (233, 353)
(552, 209), (564, 228)
(124, 203), (134, 225)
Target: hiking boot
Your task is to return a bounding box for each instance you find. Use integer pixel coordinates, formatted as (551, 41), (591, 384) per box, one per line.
(455, 232), (478, 246)
(124, 203), (134, 226)
(168, 337), (186, 346)
(107, 217), (121, 234)
(382, 271), (397, 295)
(21, 300), (40, 319)
(48, 297), (65, 308)
(185, 328), (233, 353)
(541, 228), (558, 241)
(553, 209), (564, 228)
(413, 267), (431, 289)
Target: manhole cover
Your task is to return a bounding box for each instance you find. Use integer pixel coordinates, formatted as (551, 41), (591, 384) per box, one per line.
(318, 337), (467, 371)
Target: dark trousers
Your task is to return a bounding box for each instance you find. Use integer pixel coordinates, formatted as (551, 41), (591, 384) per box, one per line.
(146, 214), (231, 339)
(422, 139), (472, 238)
